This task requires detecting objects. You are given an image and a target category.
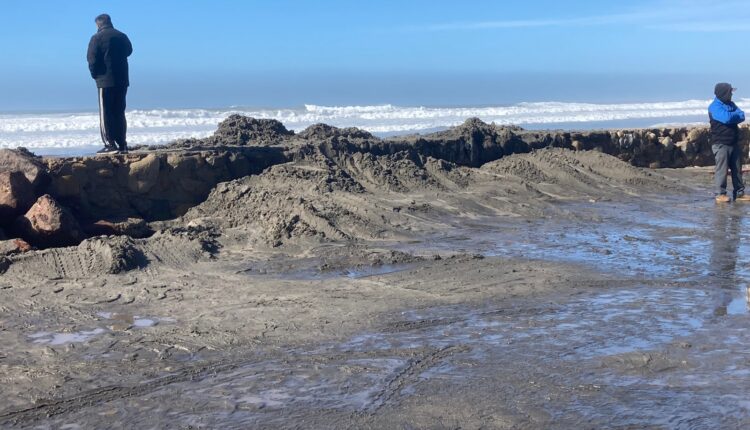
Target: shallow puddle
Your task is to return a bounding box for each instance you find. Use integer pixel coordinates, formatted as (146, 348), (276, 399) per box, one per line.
(28, 313), (170, 346)
(30, 329), (107, 346)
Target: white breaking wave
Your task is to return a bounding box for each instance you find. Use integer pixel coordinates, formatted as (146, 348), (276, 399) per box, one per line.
(1, 99), (745, 150)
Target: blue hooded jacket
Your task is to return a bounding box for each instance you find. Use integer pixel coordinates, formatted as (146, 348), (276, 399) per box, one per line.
(709, 98), (745, 125)
(709, 83), (745, 146)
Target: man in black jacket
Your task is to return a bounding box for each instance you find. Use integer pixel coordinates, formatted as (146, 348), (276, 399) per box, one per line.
(709, 83), (747, 202)
(87, 14), (132, 154)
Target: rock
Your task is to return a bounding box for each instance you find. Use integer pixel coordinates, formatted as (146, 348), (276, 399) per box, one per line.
(659, 136), (674, 149)
(675, 141), (695, 154)
(0, 228), (5, 240)
(687, 128), (709, 149)
(208, 115), (294, 146)
(0, 171), (35, 225)
(16, 194), (82, 247)
(127, 154), (161, 194)
(84, 217), (152, 238)
(571, 140), (582, 151)
(53, 175), (80, 197)
(298, 123), (374, 140)
(649, 161), (662, 169)
(0, 148), (49, 190)
(0, 238), (32, 255)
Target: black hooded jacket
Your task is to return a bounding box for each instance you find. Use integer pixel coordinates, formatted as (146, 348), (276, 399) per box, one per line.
(87, 25), (132, 88)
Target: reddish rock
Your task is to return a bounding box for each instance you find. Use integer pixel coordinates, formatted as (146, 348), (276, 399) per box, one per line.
(0, 238), (33, 255)
(16, 194), (82, 247)
(0, 171), (34, 225)
(0, 148), (49, 190)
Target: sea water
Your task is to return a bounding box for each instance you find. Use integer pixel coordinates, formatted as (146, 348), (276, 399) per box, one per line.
(0, 98), (735, 156)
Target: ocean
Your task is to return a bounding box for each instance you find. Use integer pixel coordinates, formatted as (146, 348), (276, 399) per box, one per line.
(0, 99), (740, 156)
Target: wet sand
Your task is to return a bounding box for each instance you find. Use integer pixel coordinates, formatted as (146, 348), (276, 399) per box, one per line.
(2, 149), (750, 429)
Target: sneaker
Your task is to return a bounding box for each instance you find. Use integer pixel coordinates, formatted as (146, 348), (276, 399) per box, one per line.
(735, 194), (750, 202)
(716, 194), (731, 203)
(96, 146), (118, 154)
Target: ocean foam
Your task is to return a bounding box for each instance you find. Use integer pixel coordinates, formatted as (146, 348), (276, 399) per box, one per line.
(1, 99), (744, 151)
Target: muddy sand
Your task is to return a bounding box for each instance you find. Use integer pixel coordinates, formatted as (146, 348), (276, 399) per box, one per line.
(2, 142), (750, 428)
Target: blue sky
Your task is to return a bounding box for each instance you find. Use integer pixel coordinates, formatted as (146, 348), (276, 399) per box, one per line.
(1, 0), (749, 110)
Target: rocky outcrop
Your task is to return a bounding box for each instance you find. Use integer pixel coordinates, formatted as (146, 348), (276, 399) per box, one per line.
(160, 114), (746, 170)
(298, 123), (375, 141)
(0, 171), (34, 225)
(213, 115), (294, 145)
(15, 194), (82, 247)
(0, 148), (49, 190)
(296, 118), (743, 169)
(1, 115), (747, 252)
(170, 115), (295, 148)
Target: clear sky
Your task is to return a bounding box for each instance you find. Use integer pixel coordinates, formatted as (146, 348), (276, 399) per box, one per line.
(1, 0), (749, 111)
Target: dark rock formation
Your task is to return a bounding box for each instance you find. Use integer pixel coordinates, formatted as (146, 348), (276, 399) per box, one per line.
(15, 194), (82, 248)
(206, 115), (294, 146)
(298, 123), (375, 141)
(0, 171), (34, 225)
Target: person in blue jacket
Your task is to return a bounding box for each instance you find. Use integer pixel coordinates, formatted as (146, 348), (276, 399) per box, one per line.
(709, 82), (747, 203)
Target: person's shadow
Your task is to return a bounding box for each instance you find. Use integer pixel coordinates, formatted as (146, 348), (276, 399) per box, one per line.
(709, 204), (749, 315)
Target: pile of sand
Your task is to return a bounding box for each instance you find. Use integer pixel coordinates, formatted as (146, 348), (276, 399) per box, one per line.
(183, 146), (677, 248)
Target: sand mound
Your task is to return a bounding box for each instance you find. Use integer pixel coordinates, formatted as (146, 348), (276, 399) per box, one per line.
(2, 227), (220, 278)
(185, 147), (679, 248)
(184, 157), (384, 247)
(4, 236), (145, 278)
(183, 145), (481, 246)
(483, 148), (672, 197)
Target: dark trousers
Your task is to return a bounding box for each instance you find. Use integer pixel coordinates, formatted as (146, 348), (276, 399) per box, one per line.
(713, 143), (745, 198)
(98, 86), (128, 150)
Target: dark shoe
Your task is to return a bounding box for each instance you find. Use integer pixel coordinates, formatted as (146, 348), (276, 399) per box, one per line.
(716, 194), (731, 203)
(118, 148), (129, 155)
(96, 146), (118, 154)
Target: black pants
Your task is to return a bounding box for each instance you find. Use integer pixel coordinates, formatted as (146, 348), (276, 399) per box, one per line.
(713, 143), (745, 198)
(98, 86), (128, 150)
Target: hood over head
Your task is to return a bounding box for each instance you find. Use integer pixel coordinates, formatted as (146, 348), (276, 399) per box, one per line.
(715, 82), (734, 104)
